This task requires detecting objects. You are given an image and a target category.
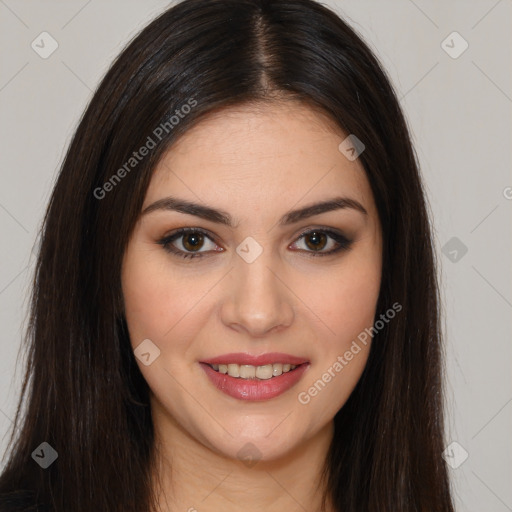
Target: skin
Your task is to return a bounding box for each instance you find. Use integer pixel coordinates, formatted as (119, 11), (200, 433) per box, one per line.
(121, 101), (383, 512)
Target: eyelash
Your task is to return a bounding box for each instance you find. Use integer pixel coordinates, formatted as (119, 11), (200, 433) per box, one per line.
(157, 227), (353, 260)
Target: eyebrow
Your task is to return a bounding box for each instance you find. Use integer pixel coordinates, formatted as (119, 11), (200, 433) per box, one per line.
(141, 195), (368, 227)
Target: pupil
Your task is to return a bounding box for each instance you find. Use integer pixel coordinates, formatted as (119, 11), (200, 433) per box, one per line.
(183, 233), (203, 251)
(306, 231), (326, 251)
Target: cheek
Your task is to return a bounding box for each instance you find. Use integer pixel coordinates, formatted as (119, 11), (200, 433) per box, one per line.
(295, 273), (379, 421)
(294, 247), (381, 418)
(122, 247), (188, 347)
(334, 268), (381, 335)
(295, 252), (381, 346)
(122, 248), (221, 360)
(122, 259), (169, 344)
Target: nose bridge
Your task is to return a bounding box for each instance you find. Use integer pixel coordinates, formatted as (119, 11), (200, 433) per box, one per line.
(221, 240), (294, 335)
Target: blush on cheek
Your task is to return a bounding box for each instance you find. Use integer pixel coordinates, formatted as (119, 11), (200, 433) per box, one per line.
(122, 252), (173, 336)
(305, 273), (380, 347)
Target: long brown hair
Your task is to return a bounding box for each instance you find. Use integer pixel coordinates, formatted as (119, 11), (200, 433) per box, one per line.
(0, 1), (455, 510)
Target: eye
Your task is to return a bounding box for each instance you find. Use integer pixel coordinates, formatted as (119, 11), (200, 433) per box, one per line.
(158, 228), (222, 259)
(157, 227), (353, 260)
(290, 228), (353, 257)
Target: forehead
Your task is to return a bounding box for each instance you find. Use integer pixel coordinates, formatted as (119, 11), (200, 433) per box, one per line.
(145, 101), (375, 221)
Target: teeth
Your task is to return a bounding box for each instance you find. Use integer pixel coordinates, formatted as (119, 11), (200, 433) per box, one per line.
(227, 363), (240, 377)
(272, 363), (283, 376)
(255, 364), (273, 380)
(210, 362), (298, 379)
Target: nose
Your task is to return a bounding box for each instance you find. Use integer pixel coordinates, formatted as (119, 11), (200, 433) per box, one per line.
(220, 254), (294, 337)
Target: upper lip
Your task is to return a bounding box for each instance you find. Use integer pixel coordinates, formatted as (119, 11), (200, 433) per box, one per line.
(200, 352), (309, 366)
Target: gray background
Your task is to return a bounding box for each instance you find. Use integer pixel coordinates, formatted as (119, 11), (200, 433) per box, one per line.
(0, 1), (511, 510)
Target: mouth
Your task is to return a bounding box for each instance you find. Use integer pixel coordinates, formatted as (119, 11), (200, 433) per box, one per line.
(206, 362), (303, 380)
(199, 353), (310, 401)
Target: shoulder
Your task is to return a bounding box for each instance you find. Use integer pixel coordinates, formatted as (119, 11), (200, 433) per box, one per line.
(0, 491), (50, 512)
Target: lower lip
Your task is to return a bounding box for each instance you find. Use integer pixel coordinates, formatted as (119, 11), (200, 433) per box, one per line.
(199, 362), (310, 401)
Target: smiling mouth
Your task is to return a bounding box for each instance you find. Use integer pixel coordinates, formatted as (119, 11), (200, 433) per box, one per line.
(207, 362), (304, 380)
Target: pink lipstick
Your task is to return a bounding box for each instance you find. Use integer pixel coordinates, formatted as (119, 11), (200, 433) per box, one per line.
(199, 352), (310, 401)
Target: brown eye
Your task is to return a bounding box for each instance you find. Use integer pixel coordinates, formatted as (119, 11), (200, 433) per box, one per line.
(159, 227), (352, 261)
(291, 228), (353, 257)
(158, 228), (221, 259)
(304, 231), (328, 252)
(182, 232), (205, 252)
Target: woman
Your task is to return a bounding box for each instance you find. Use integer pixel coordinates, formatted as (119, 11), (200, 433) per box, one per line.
(0, 0), (455, 510)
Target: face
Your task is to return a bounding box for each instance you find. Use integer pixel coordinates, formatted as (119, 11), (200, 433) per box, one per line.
(121, 101), (382, 463)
